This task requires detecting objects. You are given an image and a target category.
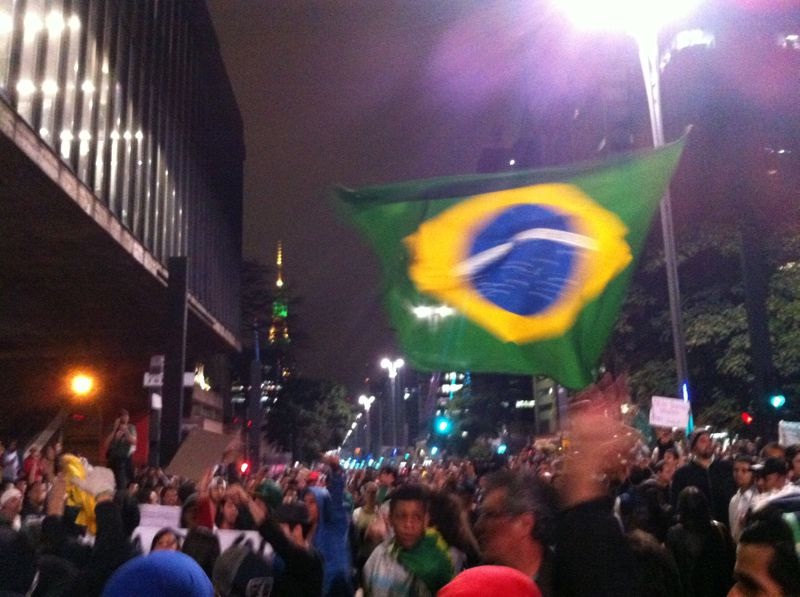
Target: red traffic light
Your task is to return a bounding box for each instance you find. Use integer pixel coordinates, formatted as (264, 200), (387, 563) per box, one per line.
(240, 461), (250, 475)
(246, 419), (253, 429)
(741, 412), (753, 425)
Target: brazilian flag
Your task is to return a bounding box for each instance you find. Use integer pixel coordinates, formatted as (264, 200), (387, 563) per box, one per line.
(336, 139), (685, 389)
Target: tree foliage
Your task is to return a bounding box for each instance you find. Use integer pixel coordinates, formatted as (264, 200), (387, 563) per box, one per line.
(446, 374), (532, 456)
(264, 377), (352, 462)
(605, 220), (800, 425)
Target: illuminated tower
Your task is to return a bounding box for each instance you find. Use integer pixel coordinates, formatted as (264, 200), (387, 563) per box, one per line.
(268, 241), (290, 346)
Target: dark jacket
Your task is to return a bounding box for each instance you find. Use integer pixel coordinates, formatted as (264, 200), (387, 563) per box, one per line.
(37, 500), (137, 596)
(665, 520), (735, 597)
(671, 459), (735, 524)
(258, 517), (324, 597)
(556, 497), (643, 597)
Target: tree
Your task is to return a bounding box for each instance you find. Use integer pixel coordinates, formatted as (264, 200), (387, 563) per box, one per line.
(264, 377), (352, 462)
(605, 221), (800, 426)
(446, 374), (532, 456)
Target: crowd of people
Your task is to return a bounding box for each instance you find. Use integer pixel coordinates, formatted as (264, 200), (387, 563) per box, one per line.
(2, 398), (800, 596)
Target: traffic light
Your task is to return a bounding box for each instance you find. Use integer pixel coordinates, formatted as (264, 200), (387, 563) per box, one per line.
(240, 461), (250, 475)
(768, 393), (786, 409)
(741, 412), (753, 425)
(434, 415), (452, 435)
(497, 443), (508, 455)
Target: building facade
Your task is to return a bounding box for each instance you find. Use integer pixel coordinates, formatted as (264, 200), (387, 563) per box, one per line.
(0, 0), (243, 458)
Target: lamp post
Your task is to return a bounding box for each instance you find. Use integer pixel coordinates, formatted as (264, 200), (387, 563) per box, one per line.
(358, 394), (375, 455)
(67, 371), (102, 460)
(557, 0), (697, 413)
(380, 357), (404, 450)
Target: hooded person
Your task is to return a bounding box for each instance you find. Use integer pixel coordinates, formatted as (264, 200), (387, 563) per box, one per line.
(303, 457), (353, 596)
(102, 550), (213, 596)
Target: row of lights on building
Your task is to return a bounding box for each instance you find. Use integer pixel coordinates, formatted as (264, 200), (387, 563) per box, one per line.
(0, 10), (81, 36)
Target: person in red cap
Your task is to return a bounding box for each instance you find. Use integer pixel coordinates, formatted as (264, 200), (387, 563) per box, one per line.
(438, 565), (542, 597)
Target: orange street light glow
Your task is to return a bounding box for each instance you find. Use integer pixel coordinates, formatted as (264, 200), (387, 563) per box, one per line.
(70, 373), (95, 396)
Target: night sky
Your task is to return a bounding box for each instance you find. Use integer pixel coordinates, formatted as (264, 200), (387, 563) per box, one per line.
(206, 1), (799, 391)
(206, 1), (588, 388)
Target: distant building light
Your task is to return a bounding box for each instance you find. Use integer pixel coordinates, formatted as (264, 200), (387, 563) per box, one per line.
(441, 383), (463, 394)
(779, 33), (799, 50)
(45, 10), (65, 34)
(24, 12), (44, 34)
(661, 29), (715, 69)
(509, 159), (516, 166)
(16, 79), (35, 96)
(515, 400), (536, 409)
(41, 79), (58, 95)
(673, 29), (715, 52)
(0, 11), (12, 35)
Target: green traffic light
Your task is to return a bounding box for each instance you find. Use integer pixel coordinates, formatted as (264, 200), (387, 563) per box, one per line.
(434, 415), (452, 435)
(769, 394), (786, 409)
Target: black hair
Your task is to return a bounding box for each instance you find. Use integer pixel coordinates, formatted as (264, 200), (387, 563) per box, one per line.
(182, 527), (221, 579)
(739, 509), (800, 595)
(151, 527), (182, 551)
(482, 470), (558, 546)
(676, 486), (711, 532)
(388, 483), (429, 515)
(428, 490), (480, 567)
(784, 444), (800, 465)
(379, 465), (397, 479)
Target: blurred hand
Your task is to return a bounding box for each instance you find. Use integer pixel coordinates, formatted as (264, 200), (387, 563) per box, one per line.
(47, 474), (67, 516)
(248, 496), (268, 526)
(561, 374), (640, 507)
(198, 467), (213, 493)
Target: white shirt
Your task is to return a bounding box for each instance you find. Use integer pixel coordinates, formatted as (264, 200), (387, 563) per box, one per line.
(752, 483), (800, 513)
(729, 486), (757, 542)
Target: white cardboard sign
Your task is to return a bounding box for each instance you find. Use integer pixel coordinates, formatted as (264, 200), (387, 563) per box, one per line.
(649, 395), (690, 429)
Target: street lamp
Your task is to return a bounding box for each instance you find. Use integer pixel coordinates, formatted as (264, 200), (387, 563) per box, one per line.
(70, 373), (95, 398)
(358, 394), (375, 454)
(557, 0), (698, 413)
(380, 357), (405, 449)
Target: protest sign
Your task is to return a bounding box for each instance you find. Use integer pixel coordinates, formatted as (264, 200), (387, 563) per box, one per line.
(649, 395), (690, 429)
